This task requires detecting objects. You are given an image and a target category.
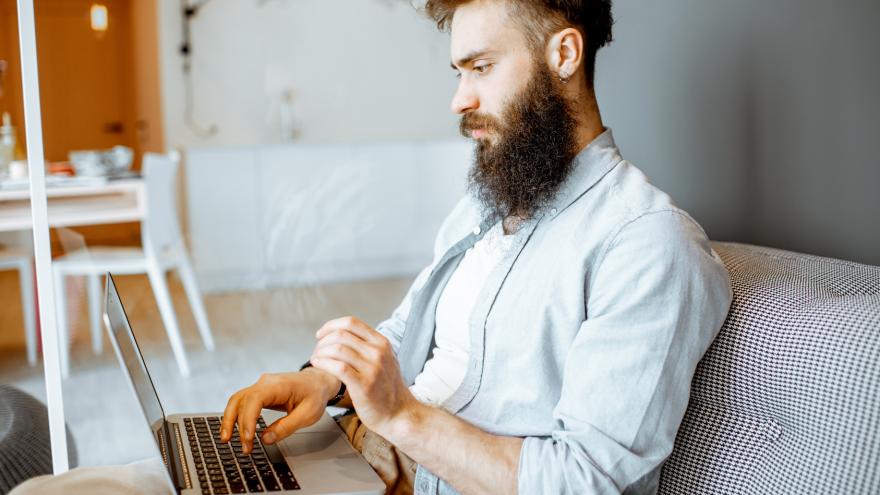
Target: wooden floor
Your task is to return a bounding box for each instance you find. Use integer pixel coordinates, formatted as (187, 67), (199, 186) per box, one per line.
(0, 273), (412, 467)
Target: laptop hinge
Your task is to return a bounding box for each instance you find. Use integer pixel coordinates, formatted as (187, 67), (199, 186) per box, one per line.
(158, 422), (192, 491)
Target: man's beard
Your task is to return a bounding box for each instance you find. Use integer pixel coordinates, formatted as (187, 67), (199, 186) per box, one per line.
(460, 63), (579, 222)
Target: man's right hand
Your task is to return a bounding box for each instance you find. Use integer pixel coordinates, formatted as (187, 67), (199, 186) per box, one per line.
(219, 367), (341, 454)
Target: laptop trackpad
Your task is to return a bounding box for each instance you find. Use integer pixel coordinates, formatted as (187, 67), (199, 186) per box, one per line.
(282, 431), (342, 459)
(280, 432), (384, 493)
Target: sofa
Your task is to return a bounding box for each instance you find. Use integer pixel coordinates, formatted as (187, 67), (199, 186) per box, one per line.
(658, 242), (880, 494)
(2, 242), (878, 494)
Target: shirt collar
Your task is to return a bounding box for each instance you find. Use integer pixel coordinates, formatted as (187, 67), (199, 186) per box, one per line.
(545, 128), (622, 218)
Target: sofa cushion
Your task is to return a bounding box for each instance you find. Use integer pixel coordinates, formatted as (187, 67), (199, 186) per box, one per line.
(0, 385), (77, 493)
(658, 242), (880, 494)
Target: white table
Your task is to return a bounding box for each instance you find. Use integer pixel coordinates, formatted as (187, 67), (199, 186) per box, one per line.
(0, 179), (145, 232)
(0, 178), (145, 373)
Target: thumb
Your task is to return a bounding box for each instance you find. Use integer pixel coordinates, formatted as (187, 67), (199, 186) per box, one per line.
(261, 399), (322, 444)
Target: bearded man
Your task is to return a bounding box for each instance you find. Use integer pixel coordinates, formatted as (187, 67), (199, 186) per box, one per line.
(221, 1), (733, 494)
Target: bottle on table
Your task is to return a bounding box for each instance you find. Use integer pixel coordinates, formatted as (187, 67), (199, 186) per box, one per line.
(0, 112), (17, 177)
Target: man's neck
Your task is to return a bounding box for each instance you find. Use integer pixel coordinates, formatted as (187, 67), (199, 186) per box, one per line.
(570, 86), (605, 155)
(502, 215), (524, 236)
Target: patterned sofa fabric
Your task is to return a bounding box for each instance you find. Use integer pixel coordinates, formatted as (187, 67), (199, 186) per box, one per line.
(0, 385), (77, 494)
(659, 242), (880, 495)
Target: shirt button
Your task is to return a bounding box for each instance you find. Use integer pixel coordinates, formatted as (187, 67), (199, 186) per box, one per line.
(472, 226), (481, 235)
(550, 208), (558, 215)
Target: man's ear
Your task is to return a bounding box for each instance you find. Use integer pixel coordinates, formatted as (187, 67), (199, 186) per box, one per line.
(545, 27), (584, 83)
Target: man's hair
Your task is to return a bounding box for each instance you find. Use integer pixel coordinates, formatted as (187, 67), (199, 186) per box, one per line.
(424, 0), (613, 85)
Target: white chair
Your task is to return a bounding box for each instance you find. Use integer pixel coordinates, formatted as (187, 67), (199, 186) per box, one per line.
(52, 152), (215, 378)
(0, 250), (37, 366)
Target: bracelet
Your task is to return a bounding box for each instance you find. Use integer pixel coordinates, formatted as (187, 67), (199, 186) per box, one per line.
(300, 361), (346, 406)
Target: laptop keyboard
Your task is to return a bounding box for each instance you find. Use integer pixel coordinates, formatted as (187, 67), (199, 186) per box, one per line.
(184, 416), (300, 494)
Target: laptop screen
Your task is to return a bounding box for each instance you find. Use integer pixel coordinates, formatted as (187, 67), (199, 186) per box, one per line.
(104, 274), (186, 493)
(104, 274), (167, 433)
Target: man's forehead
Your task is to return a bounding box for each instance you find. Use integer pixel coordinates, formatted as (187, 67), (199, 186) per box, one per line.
(449, 0), (522, 65)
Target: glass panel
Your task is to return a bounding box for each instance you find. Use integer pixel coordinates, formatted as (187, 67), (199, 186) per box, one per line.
(26, 0), (165, 472)
(8, 0), (880, 492)
(6, 0), (469, 477)
(0, 0), (68, 483)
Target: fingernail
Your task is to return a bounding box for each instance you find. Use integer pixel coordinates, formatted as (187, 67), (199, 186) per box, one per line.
(262, 432), (276, 444)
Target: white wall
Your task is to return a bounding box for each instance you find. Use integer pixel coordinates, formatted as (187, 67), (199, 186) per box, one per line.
(158, 0), (880, 266)
(157, 0), (459, 148)
(186, 141), (471, 292)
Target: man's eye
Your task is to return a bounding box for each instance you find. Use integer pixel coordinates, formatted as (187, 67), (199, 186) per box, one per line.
(474, 64), (492, 74)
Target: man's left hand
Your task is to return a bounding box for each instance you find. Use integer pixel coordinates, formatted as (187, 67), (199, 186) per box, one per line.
(310, 316), (420, 440)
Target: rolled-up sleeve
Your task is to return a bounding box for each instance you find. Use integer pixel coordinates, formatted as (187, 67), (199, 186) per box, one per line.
(518, 211), (732, 494)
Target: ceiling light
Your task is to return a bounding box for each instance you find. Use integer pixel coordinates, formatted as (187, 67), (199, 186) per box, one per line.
(90, 4), (108, 33)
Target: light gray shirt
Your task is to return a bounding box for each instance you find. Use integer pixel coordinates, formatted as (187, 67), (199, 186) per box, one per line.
(376, 129), (733, 495)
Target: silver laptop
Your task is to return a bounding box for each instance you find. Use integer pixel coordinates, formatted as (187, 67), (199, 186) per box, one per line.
(103, 274), (385, 495)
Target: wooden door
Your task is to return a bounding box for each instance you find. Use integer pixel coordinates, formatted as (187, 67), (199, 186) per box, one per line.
(0, 0), (25, 146)
(34, 0), (139, 163)
(0, 0), (163, 165)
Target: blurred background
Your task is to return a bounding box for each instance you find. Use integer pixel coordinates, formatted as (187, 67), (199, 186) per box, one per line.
(0, 0), (877, 474)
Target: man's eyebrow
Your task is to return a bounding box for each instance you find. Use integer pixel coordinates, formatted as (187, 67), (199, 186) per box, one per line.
(450, 50), (494, 70)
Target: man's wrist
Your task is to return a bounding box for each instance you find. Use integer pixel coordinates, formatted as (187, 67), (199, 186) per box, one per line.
(299, 364), (344, 404)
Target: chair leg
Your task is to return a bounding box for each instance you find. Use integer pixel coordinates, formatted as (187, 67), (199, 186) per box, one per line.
(87, 273), (103, 355)
(53, 268), (71, 379)
(176, 256), (215, 351)
(18, 259), (37, 366)
(147, 264), (190, 377)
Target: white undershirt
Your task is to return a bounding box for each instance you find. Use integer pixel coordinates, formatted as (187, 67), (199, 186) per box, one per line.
(409, 221), (516, 405)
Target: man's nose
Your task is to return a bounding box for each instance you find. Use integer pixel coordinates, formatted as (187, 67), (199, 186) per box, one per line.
(451, 80), (478, 115)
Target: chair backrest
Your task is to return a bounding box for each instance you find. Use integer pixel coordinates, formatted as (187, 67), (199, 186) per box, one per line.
(659, 242), (880, 495)
(141, 152), (184, 258)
